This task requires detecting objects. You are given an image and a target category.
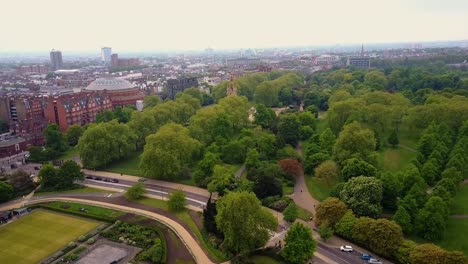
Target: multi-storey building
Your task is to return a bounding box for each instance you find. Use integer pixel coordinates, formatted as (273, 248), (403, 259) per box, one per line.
(166, 77), (199, 99)
(50, 49), (63, 70)
(84, 77), (144, 108)
(101, 47), (112, 63)
(43, 92), (112, 132)
(16, 65), (49, 75)
(110, 53), (140, 69)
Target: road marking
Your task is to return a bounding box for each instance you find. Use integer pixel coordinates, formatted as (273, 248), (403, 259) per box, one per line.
(86, 180), (207, 205)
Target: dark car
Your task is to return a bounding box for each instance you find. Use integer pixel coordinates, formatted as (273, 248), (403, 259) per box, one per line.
(95, 177), (102, 181)
(361, 254), (372, 260)
(111, 179), (119, 183)
(85, 175), (93, 179)
(104, 178), (111, 182)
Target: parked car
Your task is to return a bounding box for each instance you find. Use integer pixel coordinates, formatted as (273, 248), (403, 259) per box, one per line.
(95, 177), (102, 181)
(111, 179), (119, 183)
(85, 175), (93, 179)
(340, 245), (353, 252)
(34, 166), (40, 170)
(361, 254), (372, 260)
(368, 258), (383, 264)
(103, 178), (111, 182)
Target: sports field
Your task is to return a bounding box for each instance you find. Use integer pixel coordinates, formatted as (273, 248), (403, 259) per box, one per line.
(0, 209), (100, 264)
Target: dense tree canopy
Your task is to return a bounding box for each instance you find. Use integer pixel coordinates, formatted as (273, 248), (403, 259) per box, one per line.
(340, 176), (383, 217)
(281, 222), (317, 264)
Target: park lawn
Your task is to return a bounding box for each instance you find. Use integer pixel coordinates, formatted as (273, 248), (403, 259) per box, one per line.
(106, 151), (144, 176)
(34, 186), (113, 196)
(297, 206), (313, 221)
(223, 163), (242, 175)
(378, 146), (417, 172)
(0, 209), (100, 264)
(45, 201), (125, 219)
(136, 198), (229, 262)
(249, 255), (284, 264)
(398, 125), (421, 150)
(305, 176), (332, 202)
(57, 146), (80, 161)
(437, 218), (468, 255)
(451, 184), (468, 215)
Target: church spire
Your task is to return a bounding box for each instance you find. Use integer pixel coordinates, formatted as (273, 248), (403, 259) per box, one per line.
(227, 72), (237, 96)
(361, 43), (365, 57)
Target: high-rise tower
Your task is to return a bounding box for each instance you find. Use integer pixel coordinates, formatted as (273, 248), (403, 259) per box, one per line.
(50, 49), (63, 70)
(101, 47), (112, 63)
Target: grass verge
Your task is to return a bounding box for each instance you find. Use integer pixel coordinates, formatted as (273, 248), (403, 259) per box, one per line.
(437, 218), (468, 255)
(378, 147), (417, 172)
(34, 186), (113, 196)
(304, 176), (332, 202)
(451, 184), (468, 215)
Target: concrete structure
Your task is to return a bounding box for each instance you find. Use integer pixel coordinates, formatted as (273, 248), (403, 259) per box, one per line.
(166, 77), (199, 99)
(49, 49), (63, 70)
(313, 54), (341, 65)
(84, 77), (144, 108)
(101, 47), (112, 63)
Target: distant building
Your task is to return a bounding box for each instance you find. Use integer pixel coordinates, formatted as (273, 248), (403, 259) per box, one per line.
(110, 53), (140, 69)
(313, 54), (340, 65)
(101, 47), (112, 63)
(16, 65), (48, 75)
(50, 49), (63, 70)
(84, 77), (144, 108)
(0, 134), (28, 158)
(347, 44), (370, 69)
(166, 77), (199, 99)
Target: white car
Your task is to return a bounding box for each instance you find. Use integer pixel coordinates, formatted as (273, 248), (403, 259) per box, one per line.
(340, 245), (353, 252)
(368, 258), (383, 264)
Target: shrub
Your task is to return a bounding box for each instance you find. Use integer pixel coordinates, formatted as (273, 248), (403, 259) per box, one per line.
(67, 242), (76, 249)
(78, 235), (86, 242)
(168, 190), (187, 212)
(86, 238), (95, 245)
(283, 203), (298, 223)
(125, 183), (146, 200)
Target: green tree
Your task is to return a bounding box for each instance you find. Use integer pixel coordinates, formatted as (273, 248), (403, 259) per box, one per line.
(203, 196), (218, 234)
(0, 182), (14, 202)
(140, 123), (201, 179)
(319, 128), (336, 155)
(282, 222), (317, 264)
(341, 158), (377, 181)
(368, 219), (403, 258)
(333, 122), (377, 165)
(387, 129), (399, 148)
(410, 243), (447, 264)
(392, 206), (413, 234)
(78, 120), (136, 169)
(364, 70), (388, 90)
(421, 159), (440, 185)
(335, 210), (357, 239)
(216, 191), (277, 254)
(44, 124), (68, 153)
(221, 140), (246, 164)
(7, 170), (36, 194)
(314, 160), (340, 186)
(441, 167), (463, 183)
(394, 240), (417, 264)
(380, 171), (402, 210)
(434, 178), (457, 197)
(351, 217), (375, 246)
(194, 151), (221, 186)
(277, 114), (301, 146)
(38, 164), (59, 189)
(415, 196), (448, 241)
(283, 203), (298, 223)
(340, 176), (383, 217)
(143, 95), (161, 109)
(245, 149), (260, 171)
(66, 125), (85, 146)
(318, 223), (334, 241)
(56, 160), (83, 189)
(254, 104), (276, 128)
(149, 238), (165, 264)
(207, 165), (236, 196)
(168, 190), (187, 212)
(315, 197), (348, 228)
(125, 183), (146, 200)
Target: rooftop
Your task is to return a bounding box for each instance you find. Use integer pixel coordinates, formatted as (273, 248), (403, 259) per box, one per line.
(85, 77), (135, 91)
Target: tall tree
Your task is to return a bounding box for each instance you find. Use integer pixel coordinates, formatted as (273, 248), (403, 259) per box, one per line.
(387, 129), (400, 148)
(140, 123), (201, 179)
(314, 160), (340, 186)
(254, 104), (276, 129)
(215, 191), (277, 254)
(44, 124), (68, 152)
(0, 182), (14, 202)
(340, 176), (383, 217)
(415, 196), (448, 241)
(281, 223), (317, 264)
(333, 122), (377, 165)
(341, 158), (377, 181)
(66, 125), (85, 146)
(277, 114), (301, 146)
(319, 128), (336, 155)
(315, 197), (348, 228)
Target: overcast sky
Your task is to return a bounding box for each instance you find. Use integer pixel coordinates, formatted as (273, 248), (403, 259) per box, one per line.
(1, 0), (467, 52)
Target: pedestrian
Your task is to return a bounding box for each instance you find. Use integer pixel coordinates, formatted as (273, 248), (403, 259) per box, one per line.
(301, 189), (302, 192)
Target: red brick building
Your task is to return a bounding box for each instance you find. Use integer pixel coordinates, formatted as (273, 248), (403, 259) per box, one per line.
(43, 92), (113, 132)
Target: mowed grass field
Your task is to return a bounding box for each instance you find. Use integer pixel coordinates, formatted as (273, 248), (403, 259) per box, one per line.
(451, 184), (468, 215)
(0, 209), (100, 264)
(378, 146), (417, 172)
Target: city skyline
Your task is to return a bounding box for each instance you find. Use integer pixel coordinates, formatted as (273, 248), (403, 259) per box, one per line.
(1, 0), (468, 52)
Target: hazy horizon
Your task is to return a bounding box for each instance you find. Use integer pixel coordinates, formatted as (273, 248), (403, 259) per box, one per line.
(2, 0), (468, 52)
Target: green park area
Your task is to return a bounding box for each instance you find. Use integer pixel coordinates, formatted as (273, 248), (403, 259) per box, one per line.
(249, 254), (284, 264)
(378, 146), (417, 172)
(34, 186), (112, 196)
(305, 176), (332, 202)
(451, 184), (468, 215)
(437, 218), (468, 255)
(0, 210), (100, 264)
